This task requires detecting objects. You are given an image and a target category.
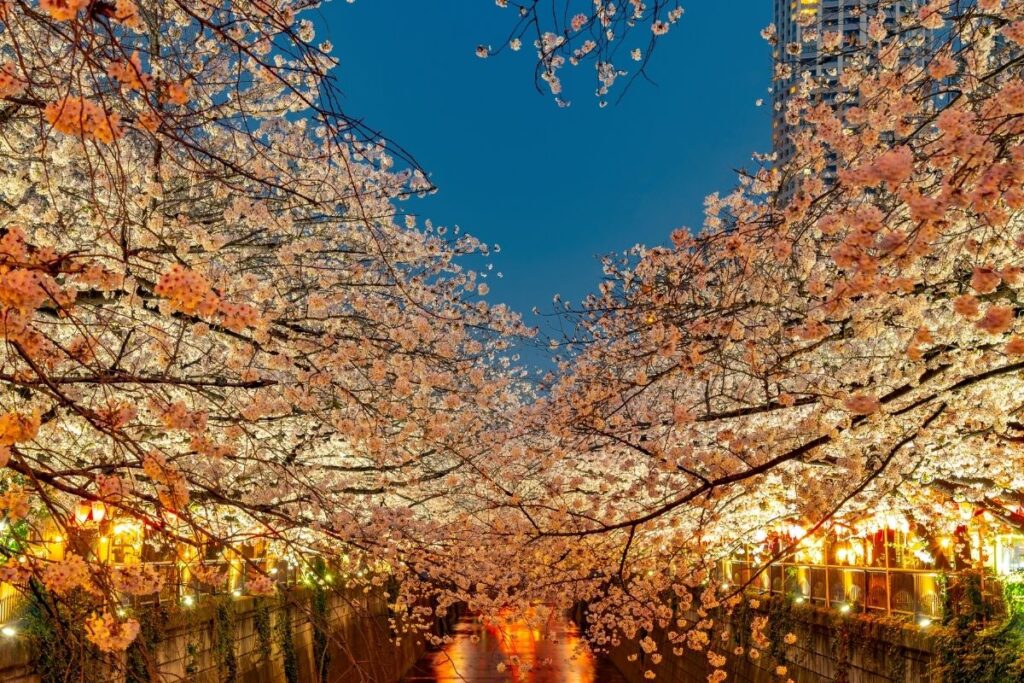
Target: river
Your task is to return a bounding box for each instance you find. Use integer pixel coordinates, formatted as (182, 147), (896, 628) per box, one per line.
(400, 609), (629, 683)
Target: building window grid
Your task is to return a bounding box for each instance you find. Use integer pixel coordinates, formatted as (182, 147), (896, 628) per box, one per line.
(771, 1), (924, 168)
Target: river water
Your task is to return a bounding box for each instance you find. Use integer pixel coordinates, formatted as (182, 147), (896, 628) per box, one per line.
(400, 610), (629, 683)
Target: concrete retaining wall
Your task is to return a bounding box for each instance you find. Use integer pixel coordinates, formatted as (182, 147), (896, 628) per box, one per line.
(0, 588), (440, 683)
(605, 607), (937, 683)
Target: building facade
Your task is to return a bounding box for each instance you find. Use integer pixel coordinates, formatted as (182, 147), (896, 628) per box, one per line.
(771, 0), (923, 167)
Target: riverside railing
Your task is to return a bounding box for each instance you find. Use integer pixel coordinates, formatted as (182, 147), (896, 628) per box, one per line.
(0, 556), (307, 629)
(133, 557), (302, 608)
(724, 559), (949, 622)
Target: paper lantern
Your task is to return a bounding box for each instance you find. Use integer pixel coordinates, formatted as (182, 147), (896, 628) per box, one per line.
(74, 502), (90, 525)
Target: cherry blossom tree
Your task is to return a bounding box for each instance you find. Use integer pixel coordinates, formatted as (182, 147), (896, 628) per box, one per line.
(0, 0), (533, 666)
(483, 0), (685, 105)
(489, 0), (1024, 675)
(5, 0), (1024, 680)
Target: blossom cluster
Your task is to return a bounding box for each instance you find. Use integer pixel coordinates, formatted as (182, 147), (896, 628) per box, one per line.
(41, 553), (94, 596)
(113, 564), (165, 596)
(154, 264), (261, 331)
(44, 97), (123, 143)
(107, 52), (152, 92)
(0, 62), (25, 98)
(39, 0), (89, 22)
(85, 612), (141, 652)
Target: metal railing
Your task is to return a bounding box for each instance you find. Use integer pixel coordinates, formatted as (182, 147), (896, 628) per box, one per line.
(724, 559), (947, 620)
(0, 556), (307, 626)
(131, 558), (302, 608)
(0, 590), (22, 625)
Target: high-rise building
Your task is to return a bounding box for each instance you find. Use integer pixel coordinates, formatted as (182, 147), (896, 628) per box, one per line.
(771, 0), (923, 167)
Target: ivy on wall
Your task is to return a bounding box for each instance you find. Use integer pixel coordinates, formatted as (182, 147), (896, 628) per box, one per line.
(213, 598), (239, 682)
(17, 572), (405, 683)
(22, 581), (106, 683)
(125, 603), (168, 683)
(306, 557), (334, 683)
(931, 573), (1024, 683)
(276, 593), (299, 683)
(311, 587), (330, 683)
(766, 595), (796, 666)
(724, 592), (923, 683)
(253, 597), (272, 662)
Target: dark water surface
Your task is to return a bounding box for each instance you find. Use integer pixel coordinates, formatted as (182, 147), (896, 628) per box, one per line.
(401, 611), (629, 683)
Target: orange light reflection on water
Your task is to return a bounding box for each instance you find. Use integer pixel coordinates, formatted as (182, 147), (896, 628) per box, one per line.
(429, 608), (599, 683)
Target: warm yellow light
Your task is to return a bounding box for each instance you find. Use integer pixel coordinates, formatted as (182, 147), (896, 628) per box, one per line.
(113, 521), (139, 537)
(90, 501), (106, 524)
(74, 502), (90, 525)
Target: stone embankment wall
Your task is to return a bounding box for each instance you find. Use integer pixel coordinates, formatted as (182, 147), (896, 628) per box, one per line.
(0, 588), (447, 683)
(606, 608), (937, 683)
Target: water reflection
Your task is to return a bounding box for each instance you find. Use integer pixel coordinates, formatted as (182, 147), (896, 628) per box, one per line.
(401, 609), (627, 683)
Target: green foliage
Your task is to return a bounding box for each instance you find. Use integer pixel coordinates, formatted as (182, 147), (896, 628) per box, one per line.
(305, 555), (332, 683)
(22, 581), (106, 683)
(253, 597), (272, 662)
(929, 573), (1024, 682)
(964, 571), (997, 624)
(185, 641), (199, 678)
(0, 518), (29, 559)
(213, 598), (238, 682)
(277, 594), (299, 683)
(784, 566), (799, 599)
(878, 619), (908, 683)
(311, 583), (331, 683)
(766, 594), (796, 664)
(736, 592), (919, 683)
(1005, 577), (1024, 619)
(831, 616), (854, 683)
(184, 597), (199, 677)
(715, 594), (801, 676)
(125, 603), (168, 683)
(932, 614), (1024, 682)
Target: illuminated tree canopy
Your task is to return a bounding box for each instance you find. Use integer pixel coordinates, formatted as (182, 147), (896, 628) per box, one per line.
(0, 0), (1021, 679)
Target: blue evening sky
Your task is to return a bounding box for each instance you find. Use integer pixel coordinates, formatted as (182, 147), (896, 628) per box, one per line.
(322, 2), (771, 360)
